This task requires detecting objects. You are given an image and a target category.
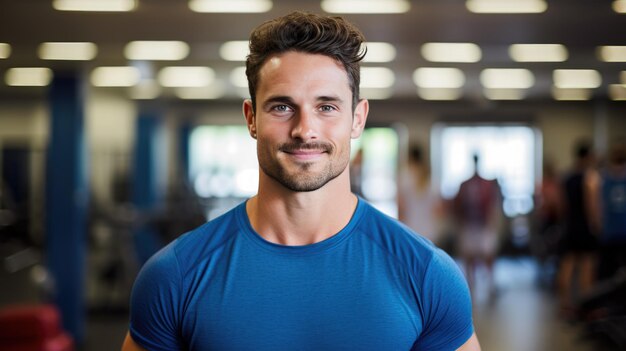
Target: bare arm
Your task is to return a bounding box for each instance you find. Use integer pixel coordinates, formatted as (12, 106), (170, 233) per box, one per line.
(121, 332), (147, 351)
(456, 332), (481, 351)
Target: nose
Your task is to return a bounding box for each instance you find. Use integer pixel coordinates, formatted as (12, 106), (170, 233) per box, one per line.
(290, 110), (318, 142)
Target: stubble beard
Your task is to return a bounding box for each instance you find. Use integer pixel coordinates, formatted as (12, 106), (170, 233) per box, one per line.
(258, 141), (350, 192)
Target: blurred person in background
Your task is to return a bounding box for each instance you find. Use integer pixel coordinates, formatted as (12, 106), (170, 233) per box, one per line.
(531, 157), (564, 286)
(453, 154), (503, 299)
(122, 11), (480, 351)
(596, 139), (626, 282)
(398, 144), (444, 245)
(557, 140), (600, 319)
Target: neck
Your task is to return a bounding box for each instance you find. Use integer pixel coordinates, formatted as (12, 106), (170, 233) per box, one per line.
(246, 169), (358, 246)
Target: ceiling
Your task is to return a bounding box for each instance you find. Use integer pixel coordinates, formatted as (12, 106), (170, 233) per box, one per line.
(0, 0), (625, 102)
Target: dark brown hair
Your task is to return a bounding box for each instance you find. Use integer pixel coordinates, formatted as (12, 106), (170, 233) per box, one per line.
(246, 11), (367, 112)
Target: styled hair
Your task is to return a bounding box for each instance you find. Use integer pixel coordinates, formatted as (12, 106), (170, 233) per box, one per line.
(246, 11), (367, 112)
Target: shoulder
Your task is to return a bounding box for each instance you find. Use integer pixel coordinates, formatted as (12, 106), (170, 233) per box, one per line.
(356, 200), (446, 274)
(141, 201), (245, 278)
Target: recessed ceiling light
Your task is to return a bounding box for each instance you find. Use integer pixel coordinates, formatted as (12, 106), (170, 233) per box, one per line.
(480, 69), (534, 89)
(321, 0), (410, 13)
(5, 67), (53, 86)
(361, 67), (395, 88)
(417, 88), (463, 100)
(421, 43), (481, 63)
(553, 69), (601, 89)
(219, 41), (249, 61)
(175, 84), (225, 100)
(597, 46), (626, 62)
(0, 43), (11, 59)
(608, 84), (626, 100)
(38, 42), (97, 61)
(509, 44), (568, 62)
(466, 0), (547, 14)
(413, 68), (465, 88)
(363, 42), (397, 63)
(361, 88), (393, 100)
(483, 88), (526, 100)
(91, 67), (140, 87)
(158, 67), (215, 87)
(613, 0), (626, 13)
(189, 0), (272, 13)
(551, 87), (592, 101)
(230, 67), (248, 88)
(53, 0), (136, 12)
(125, 41), (190, 61)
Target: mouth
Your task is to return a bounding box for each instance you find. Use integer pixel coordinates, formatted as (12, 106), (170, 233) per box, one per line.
(280, 143), (331, 161)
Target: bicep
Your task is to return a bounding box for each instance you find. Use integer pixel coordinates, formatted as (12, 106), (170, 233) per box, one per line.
(456, 332), (481, 351)
(122, 332), (147, 351)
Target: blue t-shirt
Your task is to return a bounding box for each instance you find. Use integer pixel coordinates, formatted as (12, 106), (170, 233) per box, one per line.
(129, 199), (474, 350)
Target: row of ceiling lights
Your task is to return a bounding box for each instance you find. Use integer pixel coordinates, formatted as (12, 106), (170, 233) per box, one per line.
(2, 41), (626, 63)
(2, 40), (625, 101)
(4, 64), (625, 101)
(49, 0), (626, 14)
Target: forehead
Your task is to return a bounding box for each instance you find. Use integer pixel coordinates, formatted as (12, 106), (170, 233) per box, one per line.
(256, 51), (351, 99)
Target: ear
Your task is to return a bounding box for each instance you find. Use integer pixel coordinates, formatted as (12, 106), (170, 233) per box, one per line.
(351, 98), (369, 139)
(243, 99), (257, 139)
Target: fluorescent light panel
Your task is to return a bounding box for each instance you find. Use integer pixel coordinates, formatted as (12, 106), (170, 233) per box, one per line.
(613, 0), (626, 13)
(0, 43), (11, 59)
(480, 68), (534, 89)
(38, 42), (97, 60)
(125, 41), (189, 61)
(598, 46), (626, 62)
(158, 66), (215, 87)
(5, 67), (53, 86)
(189, 0), (272, 13)
(418, 88), (463, 100)
(483, 88), (526, 100)
(609, 84), (626, 100)
(220, 41), (249, 61)
(413, 67), (465, 88)
(361, 67), (395, 88)
(509, 44), (568, 62)
(175, 85), (225, 99)
(321, 0), (410, 13)
(552, 87), (592, 101)
(230, 67), (248, 88)
(53, 0), (136, 11)
(466, 0), (547, 13)
(553, 69), (601, 89)
(363, 42), (396, 63)
(360, 88), (393, 100)
(421, 43), (481, 63)
(91, 66), (140, 87)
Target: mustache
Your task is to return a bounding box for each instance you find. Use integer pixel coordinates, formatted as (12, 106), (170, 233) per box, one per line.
(279, 141), (333, 153)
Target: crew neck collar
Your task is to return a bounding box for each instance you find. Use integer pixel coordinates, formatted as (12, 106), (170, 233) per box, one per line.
(236, 197), (366, 255)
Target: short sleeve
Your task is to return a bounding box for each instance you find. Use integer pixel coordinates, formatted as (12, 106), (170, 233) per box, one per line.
(128, 244), (184, 350)
(413, 250), (474, 350)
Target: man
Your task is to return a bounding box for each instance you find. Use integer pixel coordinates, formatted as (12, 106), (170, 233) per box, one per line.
(123, 11), (480, 350)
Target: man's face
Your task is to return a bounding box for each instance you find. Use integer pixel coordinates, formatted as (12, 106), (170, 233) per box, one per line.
(244, 51), (367, 192)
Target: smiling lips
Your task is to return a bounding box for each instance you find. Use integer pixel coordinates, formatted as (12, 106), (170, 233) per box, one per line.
(280, 142), (332, 161)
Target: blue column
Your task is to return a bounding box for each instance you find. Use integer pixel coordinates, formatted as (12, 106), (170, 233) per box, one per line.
(132, 112), (164, 265)
(178, 121), (193, 181)
(45, 73), (88, 344)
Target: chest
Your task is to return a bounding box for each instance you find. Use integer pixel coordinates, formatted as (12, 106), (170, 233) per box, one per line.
(180, 241), (422, 350)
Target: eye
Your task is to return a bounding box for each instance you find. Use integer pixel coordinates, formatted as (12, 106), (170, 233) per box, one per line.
(271, 104), (293, 113)
(319, 105), (337, 113)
